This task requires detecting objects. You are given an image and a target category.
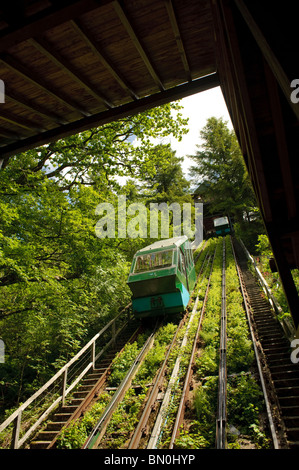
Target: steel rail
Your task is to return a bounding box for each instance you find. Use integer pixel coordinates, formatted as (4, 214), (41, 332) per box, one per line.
(147, 297), (200, 448)
(83, 325), (158, 449)
(47, 324), (142, 449)
(129, 246), (213, 449)
(147, 247), (217, 449)
(128, 317), (185, 449)
(230, 237), (279, 449)
(0, 303), (133, 449)
(216, 237), (227, 449)
(169, 247), (216, 448)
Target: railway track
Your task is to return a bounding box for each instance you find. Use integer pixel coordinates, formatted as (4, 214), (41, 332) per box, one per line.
(83, 245), (216, 449)
(216, 238), (227, 449)
(232, 238), (299, 449)
(24, 236), (299, 450)
(30, 321), (142, 449)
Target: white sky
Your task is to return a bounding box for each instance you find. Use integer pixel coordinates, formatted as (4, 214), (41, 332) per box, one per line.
(167, 85), (233, 176)
(125, 85), (233, 186)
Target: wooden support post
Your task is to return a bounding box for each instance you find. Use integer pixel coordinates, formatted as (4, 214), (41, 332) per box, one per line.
(268, 235), (299, 330)
(61, 369), (68, 407)
(91, 341), (96, 370)
(11, 411), (22, 449)
(112, 320), (116, 347)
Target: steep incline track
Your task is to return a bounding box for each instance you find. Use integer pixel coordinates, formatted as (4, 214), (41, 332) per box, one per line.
(233, 239), (299, 448)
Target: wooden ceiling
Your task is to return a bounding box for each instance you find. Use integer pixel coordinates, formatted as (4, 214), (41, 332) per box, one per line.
(0, 0), (218, 165)
(0, 0), (299, 328)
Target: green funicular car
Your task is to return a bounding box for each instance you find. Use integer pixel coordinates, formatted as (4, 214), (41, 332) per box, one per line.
(127, 236), (196, 319)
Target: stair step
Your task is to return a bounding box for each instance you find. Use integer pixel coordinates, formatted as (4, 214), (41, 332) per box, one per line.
(54, 413), (73, 422)
(288, 440), (299, 449)
(276, 386), (299, 397)
(273, 377), (299, 388)
(270, 364), (298, 374)
(278, 396), (299, 406)
(69, 398), (84, 406)
(60, 405), (79, 412)
(73, 391), (89, 398)
(35, 430), (59, 441)
(284, 416), (299, 428)
(47, 421), (66, 431)
(281, 405), (299, 414)
(286, 427), (299, 441)
(83, 378), (102, 385)
(30, 441), (52, 449)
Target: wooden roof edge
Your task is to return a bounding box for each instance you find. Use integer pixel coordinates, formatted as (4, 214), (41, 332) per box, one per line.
(0, 72), (219, 167)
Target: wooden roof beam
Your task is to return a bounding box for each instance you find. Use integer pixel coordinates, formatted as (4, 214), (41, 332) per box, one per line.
(0, 73), (219, 163)
(70, 19), (139, 101)
(5, 90), (68, 125)
(0, 109), (45, 133)
(0, 127), (22, 142)
(219, 1), (272, 223)
(112, 0), (165, 92)
(164, 0), (191, 82)
(0, 53), (90, 117)
(0, 0), (112, 54)
(264, 60), (297, 220)
(28, 37), (114, 109)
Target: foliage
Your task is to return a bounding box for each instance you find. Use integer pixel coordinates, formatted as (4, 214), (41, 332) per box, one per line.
(139, 144), (191, 203)
(193, 377), (218, 446)
(225, 237), (254, 372)
(0, 103), (188, 413)
(189, 117), (257, 224)
(190, 236), (270, 448)
(228, 374), (262, 428)
(108, 341), (141, 387)
(56, 392), (111, 449)
(174, 425), (209, 449)
(254, 233), (296, 321)
(136, 323), (177, 383)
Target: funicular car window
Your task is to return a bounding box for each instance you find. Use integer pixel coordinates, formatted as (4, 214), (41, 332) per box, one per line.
(133, 250), (174, 273)
(178, 251), (185, 274)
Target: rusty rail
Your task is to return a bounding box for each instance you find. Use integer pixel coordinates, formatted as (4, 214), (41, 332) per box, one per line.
(169, 247), (216, 448)
(0, 304), (132, 449)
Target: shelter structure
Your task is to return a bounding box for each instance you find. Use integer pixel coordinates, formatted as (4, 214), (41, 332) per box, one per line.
(0, 0), (298, 327)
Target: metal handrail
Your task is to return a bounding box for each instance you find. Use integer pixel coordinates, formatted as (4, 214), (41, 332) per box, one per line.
(0, 305), (131, 449)
(239, 239), (295, 341)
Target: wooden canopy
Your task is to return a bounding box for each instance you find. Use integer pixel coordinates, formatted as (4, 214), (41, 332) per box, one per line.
(0, 0), (299, 327)
(0, 0), (219, 163)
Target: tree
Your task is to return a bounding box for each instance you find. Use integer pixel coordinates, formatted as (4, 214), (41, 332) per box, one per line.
(1, 102), (188, 192)
(189, 117), (257, 223)
(139, 144), (191, 203)
(0, 103), (189, 409)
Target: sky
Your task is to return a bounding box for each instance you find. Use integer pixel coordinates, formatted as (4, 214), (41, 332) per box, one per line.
(166, 85), (233, 177)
